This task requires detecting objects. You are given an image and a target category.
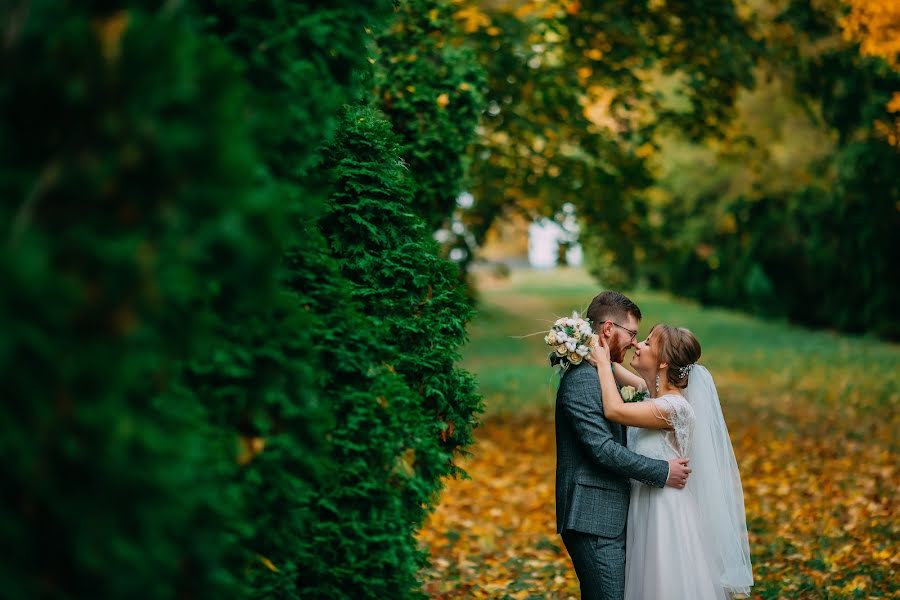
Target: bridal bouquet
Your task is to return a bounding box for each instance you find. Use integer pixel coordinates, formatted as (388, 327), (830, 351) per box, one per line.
(546, 311), (597, 371)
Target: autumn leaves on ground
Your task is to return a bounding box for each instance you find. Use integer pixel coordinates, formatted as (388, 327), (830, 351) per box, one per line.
(419, 269), (898, 599)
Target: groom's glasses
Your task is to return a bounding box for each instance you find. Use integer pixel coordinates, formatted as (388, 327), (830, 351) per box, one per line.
(609, 321), (638, 342)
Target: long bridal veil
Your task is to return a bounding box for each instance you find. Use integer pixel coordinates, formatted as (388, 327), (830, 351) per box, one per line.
(683, 365), (754, 596)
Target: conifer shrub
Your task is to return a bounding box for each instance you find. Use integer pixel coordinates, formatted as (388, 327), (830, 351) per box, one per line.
(2, 3), (484, 598)
(0, 4), (275, 596)
(186, 1), (399, 595)
(300, 104), (482, 598)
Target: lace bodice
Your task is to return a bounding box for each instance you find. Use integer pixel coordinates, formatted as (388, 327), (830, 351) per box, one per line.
(627, 393), (695, 460)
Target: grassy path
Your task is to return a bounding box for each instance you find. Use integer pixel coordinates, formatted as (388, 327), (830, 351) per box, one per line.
(419, 268), (898, 599)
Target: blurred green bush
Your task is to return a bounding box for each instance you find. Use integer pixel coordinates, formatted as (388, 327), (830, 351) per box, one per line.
(0, 1), (482, 598)
(0, 3), (269, 596)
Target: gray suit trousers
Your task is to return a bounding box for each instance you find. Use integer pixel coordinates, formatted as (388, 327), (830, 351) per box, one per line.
(561, 528), (626, 600)
(555, 361), (668, 599)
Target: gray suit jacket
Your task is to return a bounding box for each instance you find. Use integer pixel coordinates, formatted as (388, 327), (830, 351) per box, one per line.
(555, 361), (668, 537)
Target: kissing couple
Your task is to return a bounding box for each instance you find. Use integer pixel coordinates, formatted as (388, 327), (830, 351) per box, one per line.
(554, 291), (753, 599)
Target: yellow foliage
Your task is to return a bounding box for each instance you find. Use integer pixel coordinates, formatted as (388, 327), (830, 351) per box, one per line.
(395, 448), (416, 477)
(840, 0), (900, 145)
(888, 92), (900, 113)
(717, 212), (738, 234)
(840, 0), (900, 68)
(514, 3), (538, 19)
(454, 6), (491, 33)
(419, 384), (898, 597)
(874, 118), (900, 146)
(92, 11), (130, 63)
(635, 143), (654, 158)
(582, 86), (622, 133)
(258, 555), (279, 572)
(236, 435), (266, 465)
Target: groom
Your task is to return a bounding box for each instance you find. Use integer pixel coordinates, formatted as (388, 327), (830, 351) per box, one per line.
(555, 291), (691, 600)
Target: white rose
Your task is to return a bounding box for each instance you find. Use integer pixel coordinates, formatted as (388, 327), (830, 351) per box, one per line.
(556, 344), (568, 356)
(568, 352), (582, 364)
(547, 331), (558, 345)
(620, 386), (636, 401)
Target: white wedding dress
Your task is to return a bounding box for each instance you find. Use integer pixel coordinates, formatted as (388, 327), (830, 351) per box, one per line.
(624, 366), (754, 598)
(625, 393), (728, 599)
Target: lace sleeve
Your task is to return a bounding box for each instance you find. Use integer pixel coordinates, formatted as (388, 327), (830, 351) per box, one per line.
(651, 395), (695, 457)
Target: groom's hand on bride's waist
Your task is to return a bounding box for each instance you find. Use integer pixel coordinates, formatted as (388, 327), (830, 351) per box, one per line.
(665, 458), (691, 489)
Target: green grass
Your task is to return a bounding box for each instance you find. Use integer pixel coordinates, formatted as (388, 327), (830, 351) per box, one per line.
(463, 267), (900, 417)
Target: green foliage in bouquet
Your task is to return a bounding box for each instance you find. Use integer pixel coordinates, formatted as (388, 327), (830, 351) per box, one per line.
(375, 0), (486, 231)
(301, 104), (482, 597)
(0, 3), (275, 596)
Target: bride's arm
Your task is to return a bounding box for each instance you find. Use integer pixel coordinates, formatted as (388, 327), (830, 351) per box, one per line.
(591, 341), (670, 430)
(612, 363), (646, 391)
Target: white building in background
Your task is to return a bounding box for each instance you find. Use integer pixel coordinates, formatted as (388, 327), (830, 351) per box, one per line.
(528, 218), (563, 268)
(565, 241), (583, 266)
(527, 210), (583, 269)
(439, 193), (585, 270)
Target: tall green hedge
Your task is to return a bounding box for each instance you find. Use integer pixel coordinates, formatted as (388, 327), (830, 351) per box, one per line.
(321, 106), (481, 465)
(184, 2), (387, 595)
(295, 104), (481, 598)
(2, 2), (483, 598)
(0, 3), (272, 596)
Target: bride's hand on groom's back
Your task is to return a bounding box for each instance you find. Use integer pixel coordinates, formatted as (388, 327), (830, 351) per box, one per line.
(666, 458), (691, 489)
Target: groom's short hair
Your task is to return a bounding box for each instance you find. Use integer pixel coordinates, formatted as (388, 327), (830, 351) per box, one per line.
(586, 291), (642, 330)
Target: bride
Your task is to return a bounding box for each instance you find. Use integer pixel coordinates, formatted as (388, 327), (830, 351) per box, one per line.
(589, 324), (753, 600)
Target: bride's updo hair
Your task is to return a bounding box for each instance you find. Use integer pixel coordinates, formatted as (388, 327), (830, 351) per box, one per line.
(651, 324), (701, 389)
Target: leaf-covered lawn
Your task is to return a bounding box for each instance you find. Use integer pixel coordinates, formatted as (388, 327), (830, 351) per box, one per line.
(419, 268), (899, 598)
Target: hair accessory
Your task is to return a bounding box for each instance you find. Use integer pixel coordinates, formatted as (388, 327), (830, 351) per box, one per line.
(678, 363), (695, 380)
